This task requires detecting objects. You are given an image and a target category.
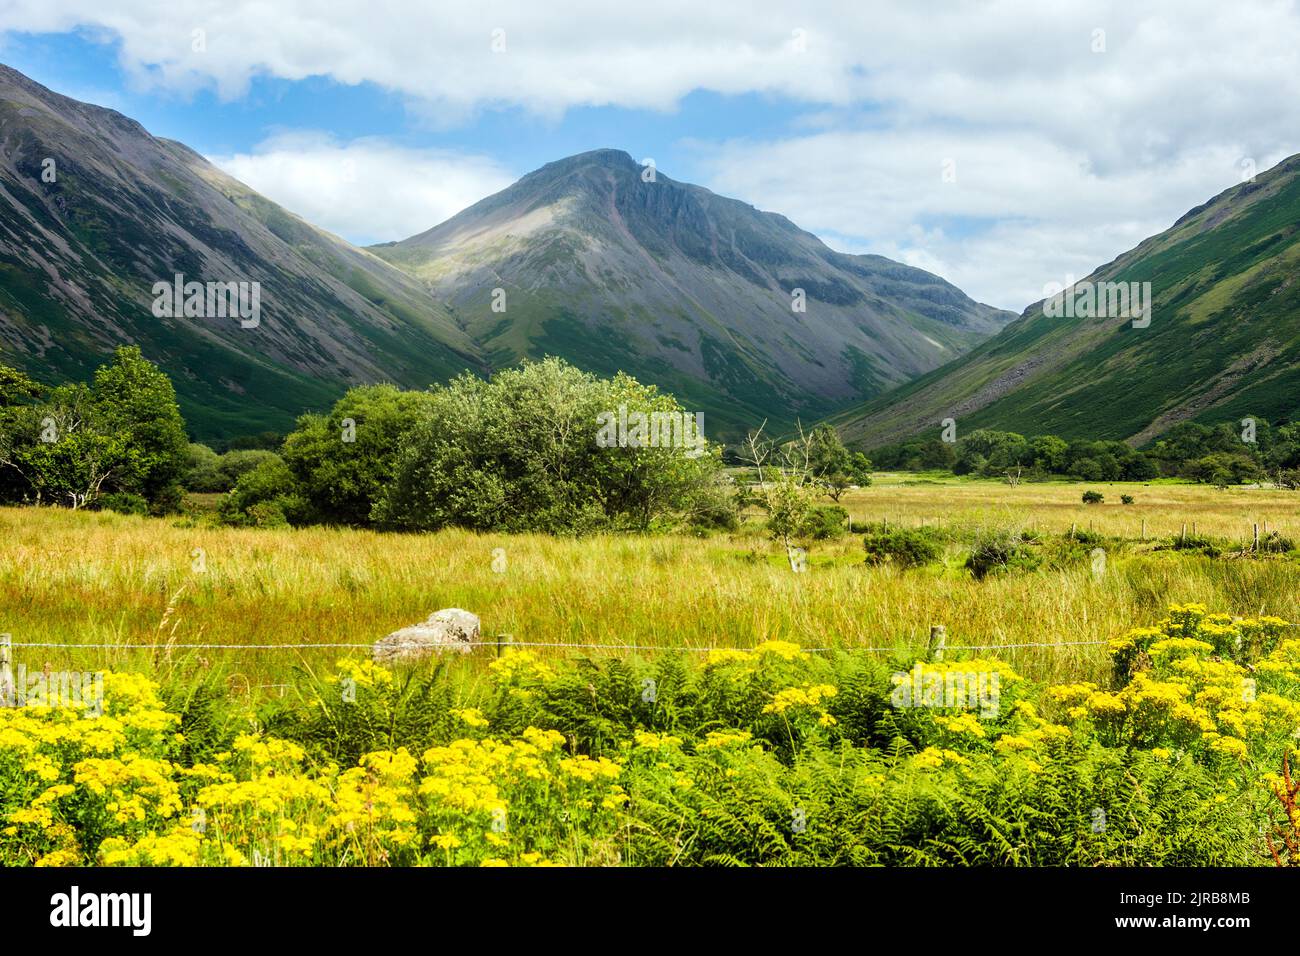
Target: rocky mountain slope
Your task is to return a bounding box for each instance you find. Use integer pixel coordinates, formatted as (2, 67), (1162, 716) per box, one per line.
(372, 149), (1013, 438)
(0, 63), (480, 438)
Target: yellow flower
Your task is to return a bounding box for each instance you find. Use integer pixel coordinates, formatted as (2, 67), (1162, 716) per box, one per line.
(934, 712), (986, 738)
(753, 640), (807, 661)
(763, 684), (837, 715)
(698, 730), (753, 749)
(704, 648), (753, 667)
(34, 849), (80, 867)
(330, 658), (394, 689)
(451, 708), (490, 729)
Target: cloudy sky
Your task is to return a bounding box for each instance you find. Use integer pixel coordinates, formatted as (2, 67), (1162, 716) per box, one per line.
(2, 1), (1299, 311)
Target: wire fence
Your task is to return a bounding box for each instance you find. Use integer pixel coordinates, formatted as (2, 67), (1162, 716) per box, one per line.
(0, 635), (1114, 655)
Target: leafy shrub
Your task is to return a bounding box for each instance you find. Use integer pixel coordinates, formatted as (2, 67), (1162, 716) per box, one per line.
(862, 524), (943, 568)
(1259, 531), (1296, 554)
(375, 359), (731, 534)
(182, 443), (224, 491)
(1064, 526), (1104, 546)
(219, 458), (309, 527)
(1170, 533), (1223, 558)
(965, 530), (1041, 579)
(802, 504), (848, 540)
(1082, 490), (1104, 504)
(95, 492), (149, 516)
(1120, 494), (1134, 505)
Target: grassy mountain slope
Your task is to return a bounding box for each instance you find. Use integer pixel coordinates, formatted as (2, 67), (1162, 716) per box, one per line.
(833, 154), (1300, 448)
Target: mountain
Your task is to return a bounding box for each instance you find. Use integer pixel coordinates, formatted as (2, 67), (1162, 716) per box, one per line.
(371, 149), (1014, 438)
(0, 63), (481, 439)
(0, 63), (1012, 443)
(833, 154), (1300, 448)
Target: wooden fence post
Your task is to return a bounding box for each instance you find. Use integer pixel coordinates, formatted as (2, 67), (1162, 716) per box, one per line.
(496, 633), (513, 658)
(0, 634), (13, 708)
(1253, 523), (1260, 552)
(928, 625), (947, 662)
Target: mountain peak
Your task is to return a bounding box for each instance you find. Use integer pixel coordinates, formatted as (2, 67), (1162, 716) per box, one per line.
(371, 148), (1013, 437)
(523, 148), (643, 184)
(551, 148), (638, 168)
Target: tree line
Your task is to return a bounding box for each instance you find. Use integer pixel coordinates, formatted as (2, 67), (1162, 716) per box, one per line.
(869, 420), (1300, 487)
(0, 352), (745, 533)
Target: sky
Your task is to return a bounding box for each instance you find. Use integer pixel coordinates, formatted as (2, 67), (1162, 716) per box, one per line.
(2, 1), (1299, 312)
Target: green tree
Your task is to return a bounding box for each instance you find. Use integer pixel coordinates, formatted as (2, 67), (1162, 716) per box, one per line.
(0, 383), (126, 508)
(0, 364), (44, 407)
(1030, 435), (1069, 473)
(90, 346), (188, 510)
(371, 358), (730, 533)
(279, 384), (437, 526)
(0, 348), (186, 511)
(805, 423), (872, 500)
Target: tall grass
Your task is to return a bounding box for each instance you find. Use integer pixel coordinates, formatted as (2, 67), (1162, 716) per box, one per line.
(858, 474), (1300, 541)
(2, 480), (1299, 691)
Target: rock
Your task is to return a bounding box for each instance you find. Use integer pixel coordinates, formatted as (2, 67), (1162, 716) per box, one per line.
(373, 608), (480, 663)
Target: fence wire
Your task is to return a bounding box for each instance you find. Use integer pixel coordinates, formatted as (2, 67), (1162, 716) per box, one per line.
(0, 637), (1115, 654)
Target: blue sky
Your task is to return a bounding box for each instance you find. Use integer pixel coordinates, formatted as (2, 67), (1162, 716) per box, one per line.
(2, 3), (1298, 311)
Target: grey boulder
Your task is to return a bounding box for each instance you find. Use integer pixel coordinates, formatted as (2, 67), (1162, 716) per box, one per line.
(373, 608), (480, 663)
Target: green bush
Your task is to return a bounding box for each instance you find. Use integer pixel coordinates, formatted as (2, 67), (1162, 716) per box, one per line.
(803, 504), (848, 540)
(1082, 490), (1104, 504)
(219, 458), (309, 527)
(1064, 526), (1104, 546)
(1259, 531), (1295, 554)
(94, 492), (150, 516)
(862, 524), (943, 568)
(375, 359), (732, 534)
(1170, 534), (1223, 558)
(965, 530), (1041, 579)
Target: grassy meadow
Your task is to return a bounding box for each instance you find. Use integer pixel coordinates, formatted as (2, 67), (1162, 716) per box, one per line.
(3, 475), (1298, 690)
(6, 475), (1300, 868)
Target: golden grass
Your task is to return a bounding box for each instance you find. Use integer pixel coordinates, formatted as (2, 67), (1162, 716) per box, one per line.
(854, 475), (1300, 541)
(1, 478), (1298, 688)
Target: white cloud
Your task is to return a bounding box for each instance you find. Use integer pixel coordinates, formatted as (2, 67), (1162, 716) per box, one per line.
(208, 134), (514, 244)
(689, 131), (1290, 310)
